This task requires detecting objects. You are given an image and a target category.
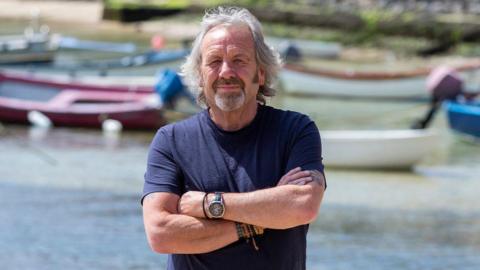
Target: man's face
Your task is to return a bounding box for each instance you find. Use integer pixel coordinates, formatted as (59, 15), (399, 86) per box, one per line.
(199, 25), (265, 112)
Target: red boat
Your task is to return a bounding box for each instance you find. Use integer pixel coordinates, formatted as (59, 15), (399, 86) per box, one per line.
(0, 69), (155, 94)
(0, 70), (168, 129)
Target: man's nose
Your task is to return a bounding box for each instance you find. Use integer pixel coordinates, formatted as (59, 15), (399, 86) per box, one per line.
(219, 60), (235, 79)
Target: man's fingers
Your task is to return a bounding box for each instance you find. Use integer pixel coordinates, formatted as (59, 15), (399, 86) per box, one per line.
(278, 167), (301, 185)
(287, 170), (311, 181)
(285, 167), (301, 176)
(278, 170), (311, 186)
(288, 177), (314, 186)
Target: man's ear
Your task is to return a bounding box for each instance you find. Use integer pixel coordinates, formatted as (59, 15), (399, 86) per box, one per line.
(258, 68), (266, 86)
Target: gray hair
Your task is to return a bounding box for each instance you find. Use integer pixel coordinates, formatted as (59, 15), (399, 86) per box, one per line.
(180, 6), (282, 106)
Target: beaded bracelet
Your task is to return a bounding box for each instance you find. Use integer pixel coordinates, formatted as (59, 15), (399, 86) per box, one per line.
(235, 222), (264, 251)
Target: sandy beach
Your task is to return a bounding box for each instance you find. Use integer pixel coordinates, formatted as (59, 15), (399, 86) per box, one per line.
(0, 0), (102, 24)
(0, 0), (199, 40)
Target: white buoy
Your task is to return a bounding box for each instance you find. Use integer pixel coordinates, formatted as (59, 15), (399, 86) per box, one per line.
(102, 119), (123, 133)
(27, 111), (52, 128)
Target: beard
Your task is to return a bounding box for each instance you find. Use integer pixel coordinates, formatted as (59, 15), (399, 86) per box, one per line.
(211, 72), (260, 111)
(212, 76), (248, 112)
(214, 90), (245, 112)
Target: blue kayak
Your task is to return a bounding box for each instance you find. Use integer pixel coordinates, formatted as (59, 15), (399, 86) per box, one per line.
(445, 100), (480, 139)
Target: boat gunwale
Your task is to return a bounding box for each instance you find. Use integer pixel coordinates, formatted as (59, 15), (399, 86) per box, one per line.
(283, 59), (480, 81)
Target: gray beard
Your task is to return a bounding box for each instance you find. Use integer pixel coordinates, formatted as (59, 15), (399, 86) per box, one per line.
(214, 90), (246, 112)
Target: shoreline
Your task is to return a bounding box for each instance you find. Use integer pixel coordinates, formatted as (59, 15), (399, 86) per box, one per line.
(0, 0), (199, 41)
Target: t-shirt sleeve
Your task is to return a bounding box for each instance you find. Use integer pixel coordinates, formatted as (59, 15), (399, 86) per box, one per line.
(141, 128), (183, 204)
(285, 116), (327, 188)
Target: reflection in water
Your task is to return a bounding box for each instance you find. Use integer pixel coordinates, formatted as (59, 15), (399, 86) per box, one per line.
(102, 130), (122, 150)
(29, 126), (50, 141)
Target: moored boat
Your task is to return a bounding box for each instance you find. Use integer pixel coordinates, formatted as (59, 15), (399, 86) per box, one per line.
(444, 100), (480, 140)
(66, 48), (189, 70)
(0, 69), (156, 93)
(0, 68), (190, 129)
(266, 37), (341, 59)
(0, 31), (58, 65)
(321, 129), (440, 169)
(0, 77), (164, 129)
(280, 60), (480, 100)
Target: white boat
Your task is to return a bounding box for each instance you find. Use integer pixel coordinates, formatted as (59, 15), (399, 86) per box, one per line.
(280, 61), (480, 100)
(0, 31), (58, 64)
(266, 37), (341, 59)
(321, 129), (440, 169)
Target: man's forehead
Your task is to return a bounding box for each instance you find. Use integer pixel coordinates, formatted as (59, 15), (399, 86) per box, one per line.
(201, 24), (254, 50)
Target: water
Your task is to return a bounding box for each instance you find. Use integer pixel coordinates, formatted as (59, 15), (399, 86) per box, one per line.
(1, 19), (480, 270)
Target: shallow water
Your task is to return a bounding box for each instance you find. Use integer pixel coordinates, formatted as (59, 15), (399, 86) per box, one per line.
(1, 18), (480, 270)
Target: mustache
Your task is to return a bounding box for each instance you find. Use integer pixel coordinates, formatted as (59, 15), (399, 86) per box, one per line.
(213, 77), (245, 89)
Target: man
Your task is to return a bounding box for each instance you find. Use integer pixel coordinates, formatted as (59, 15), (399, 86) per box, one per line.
(142, 6), (326, 270)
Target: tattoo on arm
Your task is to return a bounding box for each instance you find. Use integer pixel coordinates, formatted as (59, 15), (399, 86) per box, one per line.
(310, 170), (325, 189)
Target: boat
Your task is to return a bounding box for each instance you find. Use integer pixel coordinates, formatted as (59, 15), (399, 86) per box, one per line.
(321, 129), (440, 169)
(280, 60), (480, 100)
(444, 100), (480, 140)
(0, 35), (138, 65)
(0, 82), (165, 129)
(0, 30), (58, 65)
(266, 37), (341, 59)
(64, 48), (189, 70)
(0, 69), (156, 93)
(0, 68), (189, 129)
(57, 36), (136, 53)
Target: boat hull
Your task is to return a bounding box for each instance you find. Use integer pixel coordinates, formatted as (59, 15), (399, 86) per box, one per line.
(0, 71), (165, 130)
(445, 101), (480, 139)
(321, 129), (440, 169)
(280, 62), (480, 100)
(280, 69), (428, 99)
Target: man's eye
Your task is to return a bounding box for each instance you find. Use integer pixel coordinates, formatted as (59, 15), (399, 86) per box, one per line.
(208, 60), (221, 65)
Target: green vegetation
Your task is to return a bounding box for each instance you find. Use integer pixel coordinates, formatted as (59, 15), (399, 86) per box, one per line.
(104, 0), (190, 10)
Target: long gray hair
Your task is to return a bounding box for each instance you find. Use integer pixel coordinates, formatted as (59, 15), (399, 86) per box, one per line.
(180, 6), (282, 106)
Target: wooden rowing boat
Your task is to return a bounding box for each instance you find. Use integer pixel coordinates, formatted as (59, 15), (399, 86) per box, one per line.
(280, 60), (480, 100)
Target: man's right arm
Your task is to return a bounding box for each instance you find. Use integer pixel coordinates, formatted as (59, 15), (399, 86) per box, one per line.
(142, 192), (238, 254)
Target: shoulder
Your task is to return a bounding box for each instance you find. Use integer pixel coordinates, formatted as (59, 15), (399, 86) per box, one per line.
(150, 111), (205, 147)
(262, 105), (315, 131)
(156, 111), (205, 137)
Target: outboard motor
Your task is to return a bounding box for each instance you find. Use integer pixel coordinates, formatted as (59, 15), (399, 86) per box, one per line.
(411, 66), (464, 129)
(426, 66), (463, 102)
(154, 69), (186, 108)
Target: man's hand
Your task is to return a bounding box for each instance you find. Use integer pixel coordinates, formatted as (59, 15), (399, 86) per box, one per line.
(178, 191), (206, 218)
(277, 167), (314, 186)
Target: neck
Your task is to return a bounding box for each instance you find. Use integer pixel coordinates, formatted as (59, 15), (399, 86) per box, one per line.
(209, 102), (258, 131)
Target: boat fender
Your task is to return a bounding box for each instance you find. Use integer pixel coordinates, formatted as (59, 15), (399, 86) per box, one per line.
(27, 111), (52, 128)
(151, 35), (165, 51)
(102, 119), (123, 133)
(154, 69), (184, 104)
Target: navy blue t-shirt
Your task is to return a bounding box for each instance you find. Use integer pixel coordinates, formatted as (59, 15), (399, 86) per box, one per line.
(143, 105), (324, 270)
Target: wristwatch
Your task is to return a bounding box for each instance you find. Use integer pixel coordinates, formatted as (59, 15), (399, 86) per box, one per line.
(208, 192), (225, 218)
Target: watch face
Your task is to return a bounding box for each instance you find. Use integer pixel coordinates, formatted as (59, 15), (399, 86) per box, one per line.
(209, 202), (224, 218)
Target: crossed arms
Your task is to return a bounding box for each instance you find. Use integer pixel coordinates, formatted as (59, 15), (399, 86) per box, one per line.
(142, 168), (325, 254)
